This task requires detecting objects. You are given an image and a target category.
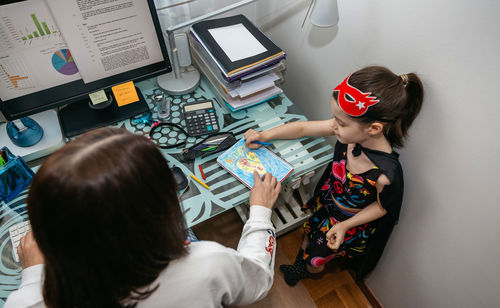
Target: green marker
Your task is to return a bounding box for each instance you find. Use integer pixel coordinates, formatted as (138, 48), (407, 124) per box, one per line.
(201, 145), (217, 152)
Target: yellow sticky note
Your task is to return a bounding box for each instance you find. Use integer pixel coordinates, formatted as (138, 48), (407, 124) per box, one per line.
(89, 90), (108, 105)
(111, 81), (139, 107)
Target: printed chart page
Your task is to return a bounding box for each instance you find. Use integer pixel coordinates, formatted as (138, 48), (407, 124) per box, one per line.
(0, 0), (81, 101)
(46, 0), (164, 83)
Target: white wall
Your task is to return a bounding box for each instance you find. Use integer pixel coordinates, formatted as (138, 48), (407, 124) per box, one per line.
(252, 0), (500, 306)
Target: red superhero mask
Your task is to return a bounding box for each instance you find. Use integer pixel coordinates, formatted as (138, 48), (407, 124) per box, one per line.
(333, 75), (379, 117)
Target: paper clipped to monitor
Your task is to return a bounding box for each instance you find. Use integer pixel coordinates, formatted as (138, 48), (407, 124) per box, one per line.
(217, 139), (294, 188)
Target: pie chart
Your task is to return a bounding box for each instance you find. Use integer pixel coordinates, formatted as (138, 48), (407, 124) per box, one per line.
(52, 49), (78, 75)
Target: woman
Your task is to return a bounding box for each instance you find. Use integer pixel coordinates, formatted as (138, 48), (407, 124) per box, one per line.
(6, 127), (281, 308)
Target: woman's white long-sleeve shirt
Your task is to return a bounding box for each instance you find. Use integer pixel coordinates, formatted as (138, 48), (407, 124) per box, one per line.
(5, 205), (276, 308)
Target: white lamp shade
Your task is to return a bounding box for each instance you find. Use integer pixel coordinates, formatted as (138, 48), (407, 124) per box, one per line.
(310, 0), (339, 28)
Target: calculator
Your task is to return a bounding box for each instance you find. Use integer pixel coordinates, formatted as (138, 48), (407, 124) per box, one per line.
(182, 99), (219, 136)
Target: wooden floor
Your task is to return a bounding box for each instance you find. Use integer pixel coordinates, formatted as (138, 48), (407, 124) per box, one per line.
(192, 208), (373, 308)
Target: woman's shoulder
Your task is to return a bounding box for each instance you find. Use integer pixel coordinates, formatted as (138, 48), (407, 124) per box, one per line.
(161, 241), (239, 279)
(188, 240), (230, 255)
(184, 241), (239, 263)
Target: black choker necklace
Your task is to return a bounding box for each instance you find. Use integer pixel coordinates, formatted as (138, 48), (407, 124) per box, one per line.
(352, 143), (362, 157)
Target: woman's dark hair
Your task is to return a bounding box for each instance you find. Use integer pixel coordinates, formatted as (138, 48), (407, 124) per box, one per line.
(333, 66), (424, 147)
(27, 128), (187, 308)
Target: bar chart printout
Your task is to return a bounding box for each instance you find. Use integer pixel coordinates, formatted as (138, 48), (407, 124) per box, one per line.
(21, 13), (58, 41)
(0, 0), (82, 102)
(0, 60), (33, 90)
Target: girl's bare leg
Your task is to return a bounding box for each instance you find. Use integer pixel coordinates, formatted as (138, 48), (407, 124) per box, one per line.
(301, 234), (308, 250)
(307, 264), (325, 273)
(302, 234), (326, 273)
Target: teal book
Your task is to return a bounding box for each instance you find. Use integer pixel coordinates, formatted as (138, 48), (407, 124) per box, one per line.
(217, 139), (294, 188)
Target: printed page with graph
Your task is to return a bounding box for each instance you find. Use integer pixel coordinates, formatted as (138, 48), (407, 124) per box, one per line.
(0, 0), (81, 101)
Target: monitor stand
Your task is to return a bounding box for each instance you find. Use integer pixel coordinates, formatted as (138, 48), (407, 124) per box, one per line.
(0, 109), (65, 162)
(58, 87), (149, 138)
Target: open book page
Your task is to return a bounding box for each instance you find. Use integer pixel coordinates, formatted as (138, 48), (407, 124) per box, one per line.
(217, 139), (294, 188)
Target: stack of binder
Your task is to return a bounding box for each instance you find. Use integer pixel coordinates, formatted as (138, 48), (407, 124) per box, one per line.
(189, 14), (286, 111)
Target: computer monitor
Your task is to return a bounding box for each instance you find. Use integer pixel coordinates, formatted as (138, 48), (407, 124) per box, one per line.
(0, 0), (171, 138)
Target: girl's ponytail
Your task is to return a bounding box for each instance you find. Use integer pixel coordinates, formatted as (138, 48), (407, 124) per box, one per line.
(347, 66), (424, 148)
(398, 73), (424, 145)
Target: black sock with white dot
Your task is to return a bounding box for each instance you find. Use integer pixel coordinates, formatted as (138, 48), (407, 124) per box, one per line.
(279, 249), (311, 286)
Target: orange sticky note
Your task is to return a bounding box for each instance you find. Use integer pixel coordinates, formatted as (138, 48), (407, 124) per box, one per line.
(111, 81), (139, 107)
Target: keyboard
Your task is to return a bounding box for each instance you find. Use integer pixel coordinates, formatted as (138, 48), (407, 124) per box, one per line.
(9, 221), (31, 263)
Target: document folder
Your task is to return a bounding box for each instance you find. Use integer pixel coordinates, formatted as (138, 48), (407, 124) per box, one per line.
(191, 14), (286, 81)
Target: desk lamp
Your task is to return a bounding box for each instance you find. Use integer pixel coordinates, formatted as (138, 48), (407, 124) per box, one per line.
(303, 0), (339, 28)
(155, 0), (258, 95)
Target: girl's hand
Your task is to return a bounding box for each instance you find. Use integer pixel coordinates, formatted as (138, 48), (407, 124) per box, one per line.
(326, 223), (347, 250)
(18, 231), (45, 269)
(244, 129), (266, 149)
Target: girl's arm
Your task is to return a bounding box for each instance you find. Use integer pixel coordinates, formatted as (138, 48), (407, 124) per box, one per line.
(326, 202), (386, 250)
(326, 175), (390, 250)
(244, 120), (335, 148)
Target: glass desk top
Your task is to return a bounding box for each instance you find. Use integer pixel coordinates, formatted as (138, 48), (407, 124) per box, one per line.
(0, 76), (333, 305)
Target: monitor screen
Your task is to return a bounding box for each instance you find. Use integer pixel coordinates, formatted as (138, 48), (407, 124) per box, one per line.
(0, 0), (171, 137)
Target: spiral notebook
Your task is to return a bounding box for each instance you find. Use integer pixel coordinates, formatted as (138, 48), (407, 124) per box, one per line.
(217, 139), (294, 188)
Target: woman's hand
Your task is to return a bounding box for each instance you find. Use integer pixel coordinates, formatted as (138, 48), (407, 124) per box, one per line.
(326, 223), (348, 250)
(249, 172), (281, 209)
(18, 231), (44, 269)
(244, 129), (267, 149)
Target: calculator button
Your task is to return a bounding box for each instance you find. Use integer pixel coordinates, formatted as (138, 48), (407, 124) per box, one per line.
(213, 125), (218, 130)
(207, 126), (212, 131)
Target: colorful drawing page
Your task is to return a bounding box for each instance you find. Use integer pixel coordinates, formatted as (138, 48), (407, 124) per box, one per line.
(217, 139), (294, 188)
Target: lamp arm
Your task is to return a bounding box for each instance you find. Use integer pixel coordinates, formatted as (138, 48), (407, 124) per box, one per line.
(156, 0), (195, 11)
(166, 29), (182, 79)
(161, 0), (257, 78)
(165, 0), (258, 32)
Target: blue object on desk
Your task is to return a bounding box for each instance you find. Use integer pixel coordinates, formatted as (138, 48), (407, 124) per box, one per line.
(6, 117), (44, 147)
(0, 147), (34, 203)
(251, 141), (272, 146)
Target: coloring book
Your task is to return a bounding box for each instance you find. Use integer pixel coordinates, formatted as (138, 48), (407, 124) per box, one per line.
(217, 139), (294, 188)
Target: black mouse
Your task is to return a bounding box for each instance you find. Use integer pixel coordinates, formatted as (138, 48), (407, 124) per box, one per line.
(171, 166), (188, 191)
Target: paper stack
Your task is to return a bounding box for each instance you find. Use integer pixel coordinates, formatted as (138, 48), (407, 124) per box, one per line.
(189, 14), (286, 111)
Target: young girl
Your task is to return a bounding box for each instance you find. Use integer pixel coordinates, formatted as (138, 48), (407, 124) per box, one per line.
(244, 66), (424, 285)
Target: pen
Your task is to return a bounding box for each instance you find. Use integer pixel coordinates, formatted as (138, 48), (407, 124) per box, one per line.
(198, 164), (206, 180)
(251, 141), (272, 146)
(190, 174), (210, 189)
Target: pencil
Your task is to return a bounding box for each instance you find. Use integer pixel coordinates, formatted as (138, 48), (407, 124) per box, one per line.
(190, 174), (210, 189)
(198, 164), (206, 180)
(251, 141), (272, 146)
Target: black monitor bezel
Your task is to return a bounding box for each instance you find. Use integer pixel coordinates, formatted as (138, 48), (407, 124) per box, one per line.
(0, 0), (171, 121)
